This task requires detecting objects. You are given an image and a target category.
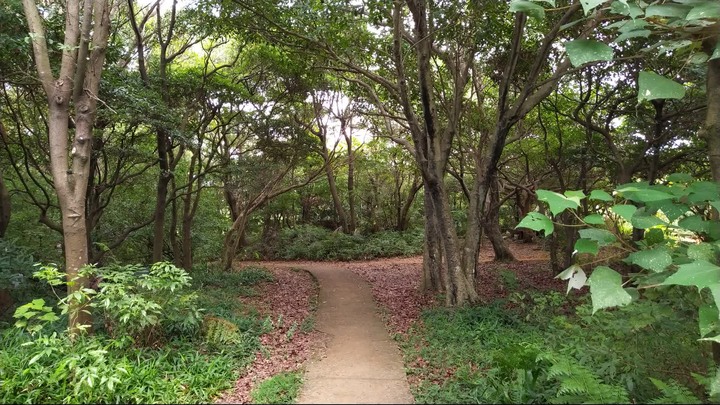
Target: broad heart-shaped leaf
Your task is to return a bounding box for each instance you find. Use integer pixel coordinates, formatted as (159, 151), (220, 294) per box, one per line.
(630, 209), (667, 229)
(686, 2), (720, 20)
(564, 40), (614, 67)
(661, 260), (720, 289)
(564, 190), (586, 204)
(638, 71), (686, 103)
(574, 238), (599, 256)
(625, 246), (672, 273)
(579, 228), (617, 247)
(559, 264), (588, 294)
(616, 183), (676, 202)
(613, 29), (652, 43)
(688, 181), (720, 203)
(645, 3), (690, 18)
(509, 0), (545, 19)
(610, 204), (637, 222)
(610, 0), (644, 18)
(678, 215), (710, 234)
(580, 0), (605, 15)
(699, 304), (720, 338)
(516, 212), (554, 236)
(649, 200), (689, 222)
(583, 214), (605, 225)
(589, 189), (613, 202)
(710, 284), (720, 323)
(667, 172), (693, 183)
(536, 190), (580, 216)
(688, 243), (716, 262)
(588, 266), (632, 314)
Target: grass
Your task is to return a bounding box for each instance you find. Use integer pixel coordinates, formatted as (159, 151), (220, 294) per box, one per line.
(250, 371), (303, 404)
(401, 290), (716, 404)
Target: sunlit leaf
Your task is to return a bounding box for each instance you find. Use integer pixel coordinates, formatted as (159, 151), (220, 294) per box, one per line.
(564, 39), (614, 67)
(509, 0), (545, 19)
(637, 71), (686, 102)
(580, 0), (606, 15)
(686, 2), (720, 20)
(589, 189), (613, 202)
(688, 243), (716, 262)
(516, 212), (554, 236)
(699, 304), (720, 338)
(537, 189), (580, 216)
(588, 266), (632, 313)
(611, 204), (637, 221)
(579, 228), (617, 246)
(662, 260), (720, 289)
(625, 246), (672, 273)
(678, 216), (710, 233)
(645, 4), (690, 18)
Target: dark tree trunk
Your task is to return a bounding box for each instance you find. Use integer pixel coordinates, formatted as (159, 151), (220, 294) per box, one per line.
(484, 177), (515, 261)
(0, 173), (10, 238)
(422, 189), (443, 292)
(152, 129), (172, 263)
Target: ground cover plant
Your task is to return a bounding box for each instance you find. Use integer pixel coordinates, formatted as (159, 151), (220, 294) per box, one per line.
(0, 262), (279, 403)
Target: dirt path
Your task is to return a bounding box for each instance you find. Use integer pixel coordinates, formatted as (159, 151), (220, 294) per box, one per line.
(293, 263), (414, 404)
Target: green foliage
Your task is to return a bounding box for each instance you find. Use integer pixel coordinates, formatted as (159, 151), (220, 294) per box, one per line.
(0, 261), (269, 403)
(403, 292), (713, 404)
(269, 225), (423, 261)
(250, 371), (303, 404)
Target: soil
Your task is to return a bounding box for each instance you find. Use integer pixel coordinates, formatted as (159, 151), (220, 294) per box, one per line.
(216, 239), (558, 404)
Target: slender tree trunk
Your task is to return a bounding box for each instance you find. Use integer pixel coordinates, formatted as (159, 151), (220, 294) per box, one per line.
(152, 129), (172, 262)
(0, 172), (10, 238)
(345, 131), (356, 233)
(398, 179), (421, 231)
(484, 177), (515, 261)
(322, 149), (349, 233)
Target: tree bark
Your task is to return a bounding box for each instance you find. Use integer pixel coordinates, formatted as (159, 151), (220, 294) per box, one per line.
(421, 189), (443, 292)
(0, 172), (10, 238)
(22, 0), (112, 335)
(484, 177), (515, 261)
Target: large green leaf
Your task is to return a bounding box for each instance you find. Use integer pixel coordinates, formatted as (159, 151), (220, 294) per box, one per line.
(678, 216), (710, 234)
(650, 200), (689, 222)
(579, 228), (617, 246)
(645, 4), (690, 18)
(687, 181), (720, 203)
(564, 190), (586, 204)
(589, 189), (613, 202)
(637, 71), (686, 102)
(564, 40), (614, 67)
(616, 185), (675, 202)
(610, 0), (644, 18)
(661, 260), (720, 289)
(575, 238), (599, 256)
(580, 0), (606, 15)
(516, 212), (554, 236)
(536, 189), (580, 216)
(610, 204), (637, 222)
(509, 0), (545, 19)
(614, 29), (652, 43)
(699, 304), (720, 338)
(625, 247), (672, 273)
(557, 264), (587, 294)
(667, 172), (693, 183)
(588, 266), (632, 314)
(710, 284), (720, 322)
(630, 209), (666, 229)
(688, 243), (716, 262)
(583, 214), (605, 225)
(686, 2), (720, 20)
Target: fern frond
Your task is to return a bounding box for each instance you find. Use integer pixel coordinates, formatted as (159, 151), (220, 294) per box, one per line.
(648, 378), (701, 404)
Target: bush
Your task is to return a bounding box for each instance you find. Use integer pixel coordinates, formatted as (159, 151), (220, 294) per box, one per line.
(267, 225), (423, 261)
(250, 371), (303, 404)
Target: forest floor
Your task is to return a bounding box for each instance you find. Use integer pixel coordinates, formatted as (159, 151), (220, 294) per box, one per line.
(216, 239), (561, 403)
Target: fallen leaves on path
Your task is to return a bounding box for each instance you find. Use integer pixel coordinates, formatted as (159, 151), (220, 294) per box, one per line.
(215, 264), (327, 404)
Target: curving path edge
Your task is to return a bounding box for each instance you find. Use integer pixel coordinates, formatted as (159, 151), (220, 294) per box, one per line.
(294, 264), (414, 404)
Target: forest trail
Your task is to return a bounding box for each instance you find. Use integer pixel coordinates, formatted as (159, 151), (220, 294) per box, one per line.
(293, 263), (414, 404)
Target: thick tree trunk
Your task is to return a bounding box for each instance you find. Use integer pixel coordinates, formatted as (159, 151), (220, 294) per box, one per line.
(421, 189), (443, 292)
(221, 212), (248, 271)
(0, 173), (10, 238)
(323, 150), (349, 233)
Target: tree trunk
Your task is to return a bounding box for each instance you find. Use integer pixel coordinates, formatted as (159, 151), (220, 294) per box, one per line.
(0, 172), (10, 238)
(345, 130), (357, 234)
(484, 177), (515, 261)
(323, 149), (349, 233)
(422, 189), (443, 292)
(398, 179), (421, 231)
(152, 129), (172, 262)
(221, 211), (248, 271)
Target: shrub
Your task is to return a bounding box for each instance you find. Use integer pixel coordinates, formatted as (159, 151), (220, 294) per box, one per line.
(250, 371), (303, 404)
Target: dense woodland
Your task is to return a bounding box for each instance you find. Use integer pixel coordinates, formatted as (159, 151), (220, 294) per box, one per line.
(1, 0), (720, 403)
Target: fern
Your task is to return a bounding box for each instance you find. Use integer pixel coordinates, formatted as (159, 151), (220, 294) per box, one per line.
(648, 378), (701, 404)
(202, 316), (241, 346)
(542, 355), (630, 404)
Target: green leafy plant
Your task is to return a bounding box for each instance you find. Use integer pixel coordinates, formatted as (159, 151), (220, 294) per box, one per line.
(250, 371), (303, 404)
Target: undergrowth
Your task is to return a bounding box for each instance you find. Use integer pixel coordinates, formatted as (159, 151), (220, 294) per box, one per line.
(402, 290), (718, 404)
(0, 263), (277, 403)
(246, 225), (424, 261)
(250, 371), (303, 404)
